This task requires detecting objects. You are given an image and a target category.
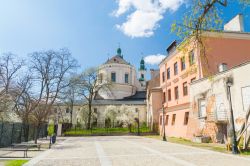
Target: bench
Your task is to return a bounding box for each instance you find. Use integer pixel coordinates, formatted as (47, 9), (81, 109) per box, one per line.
(9, 143), (41, 158)
(1, 147), (28, 158)
(11, 143), (41, 151)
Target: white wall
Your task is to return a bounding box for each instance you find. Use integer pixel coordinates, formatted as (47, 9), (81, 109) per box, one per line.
(190, 63), (250, 130)
(98, 63), (142, 99)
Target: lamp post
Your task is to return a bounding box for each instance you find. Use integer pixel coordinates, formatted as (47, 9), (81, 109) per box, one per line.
(227, 79), (239, 154)
(162, 103), (167, 141)
(136, 108), (140, 136)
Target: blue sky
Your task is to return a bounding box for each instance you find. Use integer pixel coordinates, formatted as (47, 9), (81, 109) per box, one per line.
(0, 0), (249, 72)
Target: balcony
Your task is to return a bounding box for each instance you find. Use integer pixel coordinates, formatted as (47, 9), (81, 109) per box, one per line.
(206, 108), (228, 123)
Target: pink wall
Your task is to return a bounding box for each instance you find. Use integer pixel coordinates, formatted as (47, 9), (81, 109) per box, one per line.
(159, 32), (250, 139)
(203, 35), (250, 76)
(159, 45), (199, 138)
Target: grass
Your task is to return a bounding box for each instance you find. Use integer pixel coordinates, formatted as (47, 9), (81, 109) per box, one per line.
(144, 135), (246, 154)
(64, 126), (151, 136)
(5, 160), (28, 166)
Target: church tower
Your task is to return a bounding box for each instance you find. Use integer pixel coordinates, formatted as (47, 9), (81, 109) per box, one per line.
(138, 57), (147, 89)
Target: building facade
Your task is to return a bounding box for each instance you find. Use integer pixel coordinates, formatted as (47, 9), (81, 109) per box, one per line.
(189, 62), (250, 143)
(146, 69), (162, 132)
(92, 48), (147, 126)
(159, 29), (250, 139)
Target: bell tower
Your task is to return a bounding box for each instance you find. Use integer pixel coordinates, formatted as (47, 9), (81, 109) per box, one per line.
(138, 57), (146, 89)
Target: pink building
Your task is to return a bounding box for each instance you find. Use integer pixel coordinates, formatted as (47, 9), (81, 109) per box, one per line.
(159, 30), (250, 139)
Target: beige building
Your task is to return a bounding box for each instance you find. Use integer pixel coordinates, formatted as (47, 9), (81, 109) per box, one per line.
(189, 62), (250, 143)
(146, 69), (162, 132)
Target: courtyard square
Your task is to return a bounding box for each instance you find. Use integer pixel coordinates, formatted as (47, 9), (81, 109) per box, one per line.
(24, 136), (250, 166)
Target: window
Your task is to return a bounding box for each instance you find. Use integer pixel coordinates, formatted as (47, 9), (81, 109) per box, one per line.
(165, 115), (169, 125)
(199, 99), (206, 118)
(181, 57), (186, 70)
(183, 82), (188, 96)
(174, 62), (178, 75)
(111, 72), (116, 82)
(125, 73), (129, 83)
(141, 74), (144, 79)
(99, 73), (103, 83)
(163, 92), (166, 103)
(66, 108), (70, 113)
(172, 114), (176, 125)
(94, 108), (98, 114)
(167, 68), (170, 79)
(191, 77), (196, 83)
(174, 86), (179, 100)
(160, 115), (163, 125)
(168, 89), (171, 101)
(162, 72), (165, 82)
(189, 50), (195, 65)
(184, 112), (189, 125)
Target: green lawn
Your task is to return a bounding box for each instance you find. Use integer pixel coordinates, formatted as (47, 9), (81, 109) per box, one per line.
(5, 160), (28, 166)
(144, 135), (250, 155)
(64, 126), (151, 136)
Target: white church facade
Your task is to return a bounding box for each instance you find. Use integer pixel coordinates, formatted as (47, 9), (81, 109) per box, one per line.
(92, 48), (147, 126)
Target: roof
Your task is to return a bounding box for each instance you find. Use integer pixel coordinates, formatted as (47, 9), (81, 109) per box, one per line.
(95, 91), (146, 101)
(104, 55), (130, 65)
(92, 91), (146, 105)
(122, 91), (146, 101)
(92, 100), (146, 105)
(191, 60), (250, 85)
(159, 30), (250, 66)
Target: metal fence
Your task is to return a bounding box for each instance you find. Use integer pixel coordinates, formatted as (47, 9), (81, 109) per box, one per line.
(0, 122), (48, 147)
(64, 121), (154, 136)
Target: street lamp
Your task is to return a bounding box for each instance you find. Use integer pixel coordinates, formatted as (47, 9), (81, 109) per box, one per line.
(227, 78), (239, 154)
(162, 103), (167, 141)
(135, 108), (140, 136)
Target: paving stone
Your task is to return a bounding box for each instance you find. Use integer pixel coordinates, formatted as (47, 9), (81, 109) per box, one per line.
(24, 136), (250, 166)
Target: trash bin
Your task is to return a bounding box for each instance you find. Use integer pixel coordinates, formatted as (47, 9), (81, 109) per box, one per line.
(52, 135), (56, 144)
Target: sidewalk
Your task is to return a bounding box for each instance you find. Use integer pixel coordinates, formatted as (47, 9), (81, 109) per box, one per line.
(0, 137), (66, 159)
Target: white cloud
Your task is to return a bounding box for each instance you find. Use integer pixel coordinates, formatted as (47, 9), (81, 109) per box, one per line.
(144, 54), (166, 65)
(113, 0), (185, 38)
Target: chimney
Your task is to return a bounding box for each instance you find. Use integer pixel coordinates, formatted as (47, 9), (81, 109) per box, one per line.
(166, 41), (177, 55)
(224, 14), (244, 32)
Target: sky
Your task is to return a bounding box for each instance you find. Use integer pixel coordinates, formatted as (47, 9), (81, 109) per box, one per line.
(0, 0), (249, 73)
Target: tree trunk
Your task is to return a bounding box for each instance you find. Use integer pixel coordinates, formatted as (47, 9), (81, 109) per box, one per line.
(128, 124), (132, 133)
(87, 104), (92, 130)
(35, 124), (41, 144)
(70, 100), (73, 125)
(23, 123), (29, 142)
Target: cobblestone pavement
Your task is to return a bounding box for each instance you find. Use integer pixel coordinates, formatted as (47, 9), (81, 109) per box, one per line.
(24, 136), (250, 166)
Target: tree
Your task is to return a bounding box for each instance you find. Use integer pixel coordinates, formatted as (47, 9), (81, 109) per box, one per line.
(74, 67), (111, 130)
(29, 48), (77, 143)
(172, 0), (249, 39)
(12, 75), (35, 141)
(80, 105), (97, 129)
(59, 76), (79, 124)
(104, 105), (119, 128)
(116, 105), (136, 132)
(0, 53), (24, 121)
(171, 0), (250, 75)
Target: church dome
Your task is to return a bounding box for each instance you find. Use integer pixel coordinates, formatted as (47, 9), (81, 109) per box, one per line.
(97, 48), (139, 100)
